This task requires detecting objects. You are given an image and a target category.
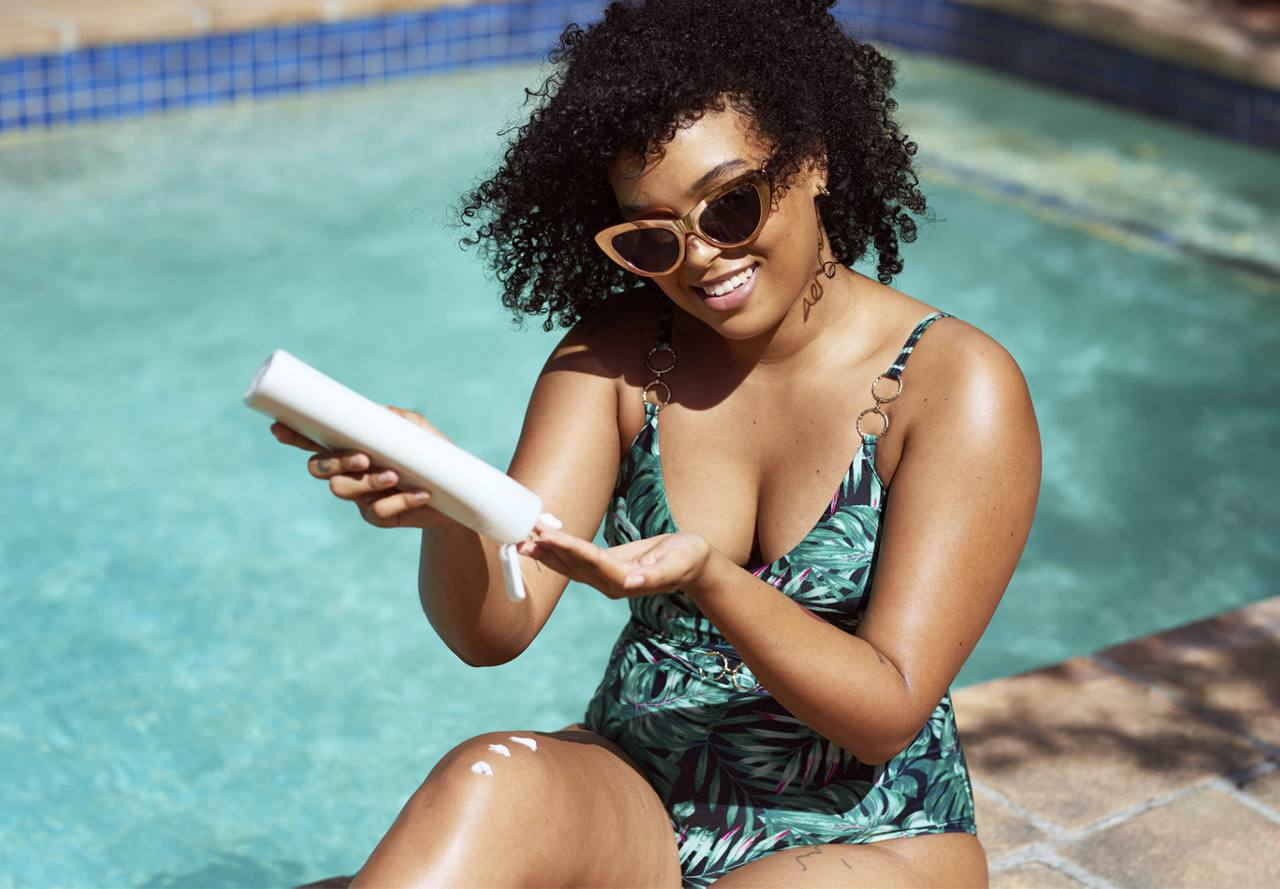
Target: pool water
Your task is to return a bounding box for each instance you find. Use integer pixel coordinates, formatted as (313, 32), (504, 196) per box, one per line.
(1, 51), (1277, 887)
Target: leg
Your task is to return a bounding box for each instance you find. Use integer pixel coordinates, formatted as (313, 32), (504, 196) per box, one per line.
(350, 722), (682, 889)
(706, 832), (988, 888)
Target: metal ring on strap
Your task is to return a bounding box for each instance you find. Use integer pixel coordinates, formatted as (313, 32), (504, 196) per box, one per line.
(646, 345), (677, 375)
(856, 405), (889, 439)
(870, 373), (903, 404)
(642, 379), (672, 409)
(643, 343), (677, 411)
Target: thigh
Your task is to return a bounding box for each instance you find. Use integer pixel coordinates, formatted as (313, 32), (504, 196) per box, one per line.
(361, 721), (682, 889)
(545, 721), (684, 886)
(706, 832), (988, 889)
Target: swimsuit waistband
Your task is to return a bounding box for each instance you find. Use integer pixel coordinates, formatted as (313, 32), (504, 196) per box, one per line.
(624, 619), (765, 693)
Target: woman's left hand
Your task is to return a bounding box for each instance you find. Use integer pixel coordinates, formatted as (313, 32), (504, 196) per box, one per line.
(516, 523), (714, 599)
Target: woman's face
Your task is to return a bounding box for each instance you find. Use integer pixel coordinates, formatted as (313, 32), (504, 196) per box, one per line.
(606, 105), (827, 339)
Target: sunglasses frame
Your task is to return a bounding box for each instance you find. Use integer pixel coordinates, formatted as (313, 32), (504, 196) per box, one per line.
(594, 168), (774, 278)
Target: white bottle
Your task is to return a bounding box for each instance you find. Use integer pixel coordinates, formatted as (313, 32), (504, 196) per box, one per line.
(244, 349), (540, 601)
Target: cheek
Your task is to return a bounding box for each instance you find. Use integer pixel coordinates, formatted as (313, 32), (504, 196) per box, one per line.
(756, 206), (819, 282)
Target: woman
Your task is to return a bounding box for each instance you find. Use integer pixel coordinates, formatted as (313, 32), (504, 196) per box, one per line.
(277, 1), (1041, 886)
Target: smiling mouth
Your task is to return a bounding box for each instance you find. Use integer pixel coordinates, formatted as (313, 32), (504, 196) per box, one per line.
(694, 263), (758, 297)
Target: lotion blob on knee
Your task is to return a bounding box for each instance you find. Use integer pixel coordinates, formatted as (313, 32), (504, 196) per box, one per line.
(487, 743), (511, 757)
(508, 735), (537, 751)
(470, 760), (494, 776)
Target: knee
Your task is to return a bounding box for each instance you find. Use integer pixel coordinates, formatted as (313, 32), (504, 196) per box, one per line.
(413, 730), (557, 808)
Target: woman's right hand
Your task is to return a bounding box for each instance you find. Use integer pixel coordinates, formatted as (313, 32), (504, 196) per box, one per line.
(269, 405), (458, 530)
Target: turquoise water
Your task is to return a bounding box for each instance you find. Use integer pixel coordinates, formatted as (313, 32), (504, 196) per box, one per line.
(1, 51), (1277, 887)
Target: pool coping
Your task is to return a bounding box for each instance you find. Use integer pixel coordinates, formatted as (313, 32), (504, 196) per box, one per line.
(954, 593), (1280, 886)
(0, 0), (1276, 150)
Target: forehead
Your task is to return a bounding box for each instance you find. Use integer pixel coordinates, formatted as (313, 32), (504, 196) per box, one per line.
(607, 106), (768, 207)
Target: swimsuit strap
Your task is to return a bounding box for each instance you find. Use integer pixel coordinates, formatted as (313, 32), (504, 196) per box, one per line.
(643, 302), (678, 412)
(655, 300), (675, 350)
(884, 310), (952, 381)
(857, 310), (953, 442)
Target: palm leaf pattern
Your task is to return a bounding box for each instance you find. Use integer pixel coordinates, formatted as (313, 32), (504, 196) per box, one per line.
(582, 309), (976, 888)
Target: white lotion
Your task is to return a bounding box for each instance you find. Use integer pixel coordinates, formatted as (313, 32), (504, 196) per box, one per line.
(508, 735), (538, 751)
(470, 761), (494, 776)
(487, 743), (512, 757)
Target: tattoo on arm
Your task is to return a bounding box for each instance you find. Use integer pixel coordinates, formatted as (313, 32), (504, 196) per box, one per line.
(794, 848), (823, 871)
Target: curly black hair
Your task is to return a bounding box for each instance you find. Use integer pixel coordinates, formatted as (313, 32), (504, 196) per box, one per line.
(453, 0), (929, 332)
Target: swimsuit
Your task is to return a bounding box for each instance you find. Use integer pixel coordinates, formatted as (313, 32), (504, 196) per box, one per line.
(582, 302), (977, 888)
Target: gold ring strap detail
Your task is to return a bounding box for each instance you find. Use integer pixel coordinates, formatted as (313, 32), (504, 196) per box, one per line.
(856, 405), (889, 439)
(643, 343), (677, 411)
(642, 379), (672, 409)
(870, 373), (903, 404)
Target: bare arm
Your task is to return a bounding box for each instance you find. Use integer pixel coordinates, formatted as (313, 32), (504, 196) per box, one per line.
(685, 323), (1042, 763)
(417, 314), (626, 667)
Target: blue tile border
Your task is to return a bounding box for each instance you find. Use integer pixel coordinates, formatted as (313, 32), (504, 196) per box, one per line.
(0, 0), (1276, 151)
(0, 2), (610, 132)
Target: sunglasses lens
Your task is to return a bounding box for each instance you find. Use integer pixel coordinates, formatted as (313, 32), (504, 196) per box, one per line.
(700, 182), (763, 245)
(612, 228), (681, 274)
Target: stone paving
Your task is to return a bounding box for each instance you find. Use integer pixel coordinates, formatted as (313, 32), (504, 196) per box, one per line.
(0, 0), (477, 55)
(954, 595), (1280, 887)
(2, 0), (1279, 91)
(963, 0), (1280, 88)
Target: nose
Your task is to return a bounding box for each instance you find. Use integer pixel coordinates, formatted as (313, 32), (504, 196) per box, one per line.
(683, 230), (721, 265)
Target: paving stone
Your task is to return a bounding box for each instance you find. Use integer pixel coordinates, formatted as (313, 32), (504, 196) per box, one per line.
(202, 1), (328, 32)
(1238, 764), (1280, 814)
(953, 656), (1262, 830)
(1241, 595), (1280, 628)
(972, 785), (1047, 861)
(991, 861), (1089, 889)
(1098, 607), (1280, 748)
(1060, 787), (1280, 888)
(956, 0), (1280, 87)
(33, 0), (204, 46)
(339, 0), (479, 18)
(0, 13), (64, 56)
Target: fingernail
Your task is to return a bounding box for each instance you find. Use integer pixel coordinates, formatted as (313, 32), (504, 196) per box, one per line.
(412, 492), (429, 504)
(378, 471), (396, 484)
(351, 454), (369, 470)
(539, 512), (563, 529)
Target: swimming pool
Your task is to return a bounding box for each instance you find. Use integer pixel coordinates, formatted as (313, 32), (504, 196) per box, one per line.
(2, 51), (1277, 886)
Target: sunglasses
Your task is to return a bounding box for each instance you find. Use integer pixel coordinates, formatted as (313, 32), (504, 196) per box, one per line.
(594, 168), (774, 277)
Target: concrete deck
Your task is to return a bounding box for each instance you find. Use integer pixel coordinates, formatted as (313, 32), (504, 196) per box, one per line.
(964, 0), (1280, 89)
(955, 595), (1280, 887)
(1, 0), (1278, 91)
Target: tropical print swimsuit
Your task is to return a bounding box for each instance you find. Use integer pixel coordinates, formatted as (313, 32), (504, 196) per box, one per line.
(582, 301), (977, 888)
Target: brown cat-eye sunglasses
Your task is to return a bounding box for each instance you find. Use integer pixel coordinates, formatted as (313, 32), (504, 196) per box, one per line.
(594, 168), (774, 277)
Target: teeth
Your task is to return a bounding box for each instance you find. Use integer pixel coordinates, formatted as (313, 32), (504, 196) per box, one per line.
(700, 264), (756, 297)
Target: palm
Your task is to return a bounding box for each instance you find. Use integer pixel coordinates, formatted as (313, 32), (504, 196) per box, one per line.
(519, 527), (711, 599)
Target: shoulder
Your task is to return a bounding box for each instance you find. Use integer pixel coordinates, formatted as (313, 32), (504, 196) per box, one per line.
(906, 312), (1040, 461)
(544, 287), (660, 376)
